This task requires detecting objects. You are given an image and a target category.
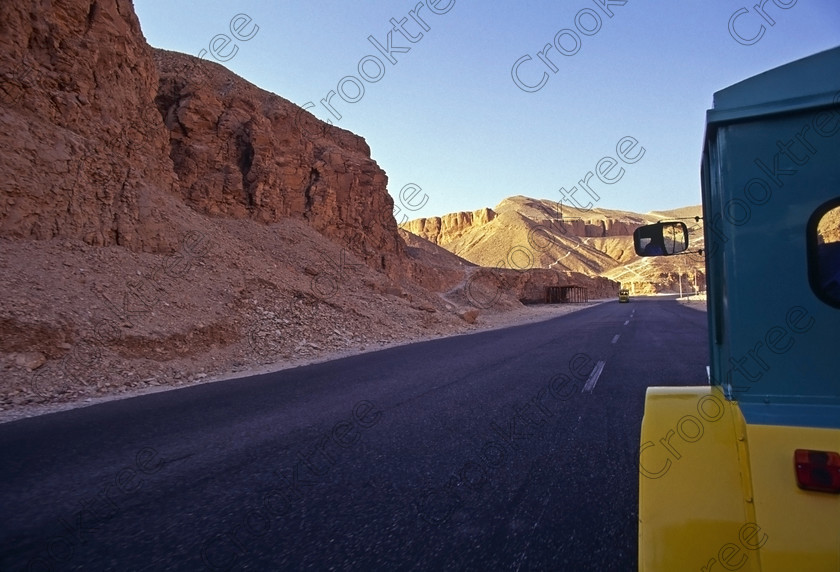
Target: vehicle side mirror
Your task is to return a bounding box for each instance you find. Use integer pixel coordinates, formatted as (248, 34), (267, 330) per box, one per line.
(633, 221), (689, 256)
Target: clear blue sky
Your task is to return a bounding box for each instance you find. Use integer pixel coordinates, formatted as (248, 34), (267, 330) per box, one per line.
(134, 1), (839, 220)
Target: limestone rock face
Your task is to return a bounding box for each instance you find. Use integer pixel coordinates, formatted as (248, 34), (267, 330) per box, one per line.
(404, 197), (705, 294)
(404, 198), (646, 247)
(0, 1), (403, 272)
(558, 217), (639, 238)
(153, 50), (403, 270)
(0, 0), (628, 417)
(0, 0), (180, 252)
(402, 207), (496, 246)
(401, 196), (644, 247)
(818, 206), (840, 244)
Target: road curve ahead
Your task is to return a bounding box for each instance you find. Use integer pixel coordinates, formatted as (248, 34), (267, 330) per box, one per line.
(0, 298), (708, 571)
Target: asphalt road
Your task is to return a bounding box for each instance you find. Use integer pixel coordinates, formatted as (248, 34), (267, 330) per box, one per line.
(0, 297), (708, 571)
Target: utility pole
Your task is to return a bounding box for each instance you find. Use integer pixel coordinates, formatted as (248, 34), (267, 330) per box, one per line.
(677, 262), (683, 298)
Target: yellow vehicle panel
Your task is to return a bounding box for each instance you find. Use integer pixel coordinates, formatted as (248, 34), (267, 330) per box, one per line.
(745, 423), (840, 571)
(639, 386), (759, 571)
(639, 386), (840, 571)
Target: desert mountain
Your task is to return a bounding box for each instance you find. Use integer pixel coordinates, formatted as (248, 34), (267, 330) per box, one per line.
(404, 197), (707, 294)
(0, 0), (617, 412)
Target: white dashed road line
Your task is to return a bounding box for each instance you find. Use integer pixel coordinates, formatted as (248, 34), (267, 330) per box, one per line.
(624, 320), (629, 325)
(582, 360), (606, 393)
(611, 334), (620, 344)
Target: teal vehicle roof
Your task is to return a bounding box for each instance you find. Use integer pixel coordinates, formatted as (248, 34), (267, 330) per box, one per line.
(701, 46), (840, 417)
(707, 45), (840, 126)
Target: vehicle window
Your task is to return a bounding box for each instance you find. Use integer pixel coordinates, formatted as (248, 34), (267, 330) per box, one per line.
(809, 201), (840, 308)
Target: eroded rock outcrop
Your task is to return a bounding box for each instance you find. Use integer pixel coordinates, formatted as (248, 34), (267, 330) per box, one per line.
(0, 0), (626, 417)
(0, 1), (404, 276)
(153, 50), (403, 273)
(402, 207), (495, 246)
(404, 198), (646, 247)
(0, 0), (181, 251)
(404, 197), (704, 294)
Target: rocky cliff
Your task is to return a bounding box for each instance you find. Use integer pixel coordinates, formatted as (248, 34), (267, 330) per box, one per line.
(153, 50), (403, 272)
(402, 207), (496, 246)
(0, 0), (402, 275)
(404, 197), (706, 293)
(0, 0), (180, 251)
(0, 0), (622, 417)
(403, 197), (646, 247)
(0, 0), (454, 413)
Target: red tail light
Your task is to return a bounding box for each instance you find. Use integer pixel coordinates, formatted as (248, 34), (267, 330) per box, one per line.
(794, 449), (840, 494)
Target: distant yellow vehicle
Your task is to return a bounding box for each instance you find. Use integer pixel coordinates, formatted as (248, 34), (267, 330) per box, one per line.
(618, 289), (630, 303)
